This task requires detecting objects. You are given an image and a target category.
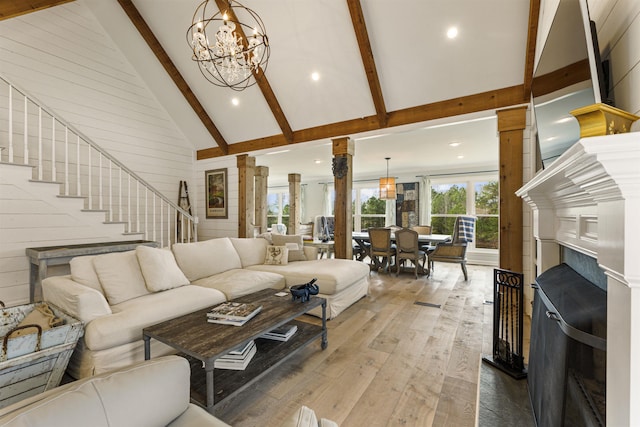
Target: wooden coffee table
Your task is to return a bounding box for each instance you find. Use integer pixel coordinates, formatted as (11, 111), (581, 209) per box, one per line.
(142, 288), (327, 413)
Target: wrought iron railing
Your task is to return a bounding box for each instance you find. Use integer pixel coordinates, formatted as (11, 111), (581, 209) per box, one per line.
(0, 75), (197, 246)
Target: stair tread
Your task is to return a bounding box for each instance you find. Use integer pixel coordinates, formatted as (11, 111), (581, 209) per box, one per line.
(29, 179), (64, 185)
(57, 195), (86, 199)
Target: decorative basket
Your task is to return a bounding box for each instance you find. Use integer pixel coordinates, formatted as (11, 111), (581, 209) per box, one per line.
(0, 302), (83, 408)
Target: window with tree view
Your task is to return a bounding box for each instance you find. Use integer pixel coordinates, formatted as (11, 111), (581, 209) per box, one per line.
(430, 179), (499, 250)
(352, 187), (386, 231)
(267, 191), (289, 229)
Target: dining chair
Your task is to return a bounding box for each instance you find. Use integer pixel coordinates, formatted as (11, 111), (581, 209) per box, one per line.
(367, 227), (396, 274)
(395, 228), (427, 279)
(411, 225), (436, 253)
(427, 216), (476, 280)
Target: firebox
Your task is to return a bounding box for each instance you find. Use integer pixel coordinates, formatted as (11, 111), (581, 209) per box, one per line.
(528, 263), (606, 427)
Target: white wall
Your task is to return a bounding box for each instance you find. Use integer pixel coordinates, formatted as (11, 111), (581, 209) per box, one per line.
(0, 3), (196, 304)
(588, 0), (640, 116)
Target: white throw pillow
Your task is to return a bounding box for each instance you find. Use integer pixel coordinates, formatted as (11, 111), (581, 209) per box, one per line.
(136, 246), (189, 292)
(93, 250), (149, 305)
(230, 237), (269, 267)
(272, 234), (307, 262)
(69, 255), (103, 294)
(264, 245), (289, 265)
(172, 238), (242, 281)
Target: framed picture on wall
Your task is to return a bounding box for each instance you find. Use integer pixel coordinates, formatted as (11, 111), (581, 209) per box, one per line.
(205, 168), (228, 219)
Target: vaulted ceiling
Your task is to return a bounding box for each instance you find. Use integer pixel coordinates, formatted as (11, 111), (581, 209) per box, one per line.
(1, 0), (539, 184)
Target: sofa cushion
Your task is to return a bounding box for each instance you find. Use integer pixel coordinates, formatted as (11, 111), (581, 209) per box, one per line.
(192, 268), (285, 300)
(83, 286), (226, 351)
(265, 245), (289, 265)
(136, 245), (189, 292)
(93, 250), (149, 305)
(70, 255), (103, 294)
(230, 237), (269, 267)
(172, 238), (242, 281)
(272, 234), (307, 262)
(248, 258), (370, 295)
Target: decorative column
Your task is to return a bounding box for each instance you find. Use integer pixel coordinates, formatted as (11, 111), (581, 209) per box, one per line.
(332, 137), (354, 260)
(254, 166), (269, 235)
(237, 154), (255, 238)
(288, 173), (301, 235)
(497, 106), (527, 272)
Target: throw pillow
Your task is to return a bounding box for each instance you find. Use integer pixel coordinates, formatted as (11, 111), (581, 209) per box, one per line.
(271, 234), (307, 262)
(264, 245), (289, 265)
(93, 250), (149, 305)
(172, 238), (242, 281)
(289, 406), (318, 427)
(69, 255), (103, 294)
(135, 245), (189, 292)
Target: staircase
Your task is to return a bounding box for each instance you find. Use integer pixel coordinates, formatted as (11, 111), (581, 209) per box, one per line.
(0, 75), (197, 247)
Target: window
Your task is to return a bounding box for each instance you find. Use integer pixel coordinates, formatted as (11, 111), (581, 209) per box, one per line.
(474, 181), (499, 249)
(430, 178), (499, 250)
(267, 190), (289, 228)
(430, 182), (467, 234)
(353, 187), (386, 231)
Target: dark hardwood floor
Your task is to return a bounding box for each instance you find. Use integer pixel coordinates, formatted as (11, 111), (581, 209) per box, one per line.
(214, 263), (531, 426)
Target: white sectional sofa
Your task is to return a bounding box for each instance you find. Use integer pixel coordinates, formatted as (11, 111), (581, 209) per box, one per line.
(0, 355), (339, 427)
(42, 236), (369, 379)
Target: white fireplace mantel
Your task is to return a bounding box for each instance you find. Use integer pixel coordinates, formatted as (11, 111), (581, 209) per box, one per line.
(517, 131), (640, 426)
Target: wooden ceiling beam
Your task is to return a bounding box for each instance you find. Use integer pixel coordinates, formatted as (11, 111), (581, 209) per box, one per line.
(523, 0), (541, 97)
(0, 0), (74, 21)
(117, 0), (229, 155)
(214, 0), (294, 144)
(346, 0), (388, 127)
(197, 84), (528, 160)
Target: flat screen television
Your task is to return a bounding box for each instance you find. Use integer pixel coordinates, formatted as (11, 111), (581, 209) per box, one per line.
(531, 0), (610, 168)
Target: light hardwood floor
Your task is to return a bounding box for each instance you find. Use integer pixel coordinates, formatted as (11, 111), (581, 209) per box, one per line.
(216, 263), (499, 427)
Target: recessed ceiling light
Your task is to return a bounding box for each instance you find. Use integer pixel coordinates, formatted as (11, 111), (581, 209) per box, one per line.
(448, 142), (461, 147)
(314, 159), (322, 164)
(457, 155), (464, 159)
(311, 72), (320, 81)
(231, 97), (239, 106)
(447, 27), (458, 39)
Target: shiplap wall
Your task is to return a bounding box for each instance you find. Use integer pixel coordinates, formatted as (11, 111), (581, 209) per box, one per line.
(589, 0), (640, 116)
(0, 2), (196, 305)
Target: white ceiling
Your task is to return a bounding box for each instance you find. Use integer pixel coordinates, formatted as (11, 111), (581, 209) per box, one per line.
(85, 0), (532, 184)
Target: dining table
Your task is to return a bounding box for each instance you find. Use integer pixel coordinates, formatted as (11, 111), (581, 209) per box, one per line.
(351, 230), (452, 275)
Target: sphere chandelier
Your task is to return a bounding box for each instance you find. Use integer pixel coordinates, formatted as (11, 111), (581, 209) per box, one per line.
(187, 0), (270, 91)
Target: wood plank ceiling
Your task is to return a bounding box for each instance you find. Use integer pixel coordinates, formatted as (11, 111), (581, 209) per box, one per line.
(1, 0), (541, 161)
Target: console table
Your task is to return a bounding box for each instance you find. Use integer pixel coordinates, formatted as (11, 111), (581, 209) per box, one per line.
(25, 240), (157, 302)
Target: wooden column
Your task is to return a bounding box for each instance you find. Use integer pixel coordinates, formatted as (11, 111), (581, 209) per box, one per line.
(332, 137), (354, 259)
(288, 173), (301, 235)
(237, 154), (255, 238)
(254, 166), (269, 235)
(497, 106), (527, 272)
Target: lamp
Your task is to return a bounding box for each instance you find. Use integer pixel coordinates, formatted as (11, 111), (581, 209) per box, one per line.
(187, 0), (270, 91)
(379, 157), (396, 200)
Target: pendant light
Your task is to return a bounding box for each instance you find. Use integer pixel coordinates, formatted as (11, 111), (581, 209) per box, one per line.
(379, 157), (396, 200)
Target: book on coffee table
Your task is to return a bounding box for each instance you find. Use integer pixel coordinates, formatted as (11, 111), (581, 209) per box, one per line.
(259, 324), (298, 341)
(207, 302), (262, 326)
(214, 340), (257, 370)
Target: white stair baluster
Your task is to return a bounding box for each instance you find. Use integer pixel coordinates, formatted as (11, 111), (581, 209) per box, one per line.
(51, 117), (56, 182)
(109, 160), (113, 222)
(8, 85), (13, 162)
(127, 174), (131, 232)
(87, 145), (92, 208)
(64, 127), (69, 195)
(37, 107), (42, 180)
(76, 135), (81, 196)
(23, 96), (28, 165)
(98, 153), (103, 210)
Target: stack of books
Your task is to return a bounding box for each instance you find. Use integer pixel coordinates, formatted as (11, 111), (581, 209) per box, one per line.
(207, 302), (262, 326)
(214, 340), (257, 370)
(259, 323), (298, 342)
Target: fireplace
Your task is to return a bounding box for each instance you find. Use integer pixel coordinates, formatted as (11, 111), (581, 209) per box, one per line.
(528, 262), (606, 426)
(517, 130), (640, 426)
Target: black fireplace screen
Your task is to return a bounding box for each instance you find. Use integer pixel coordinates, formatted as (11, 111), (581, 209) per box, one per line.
(528, 263), (606, 427)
